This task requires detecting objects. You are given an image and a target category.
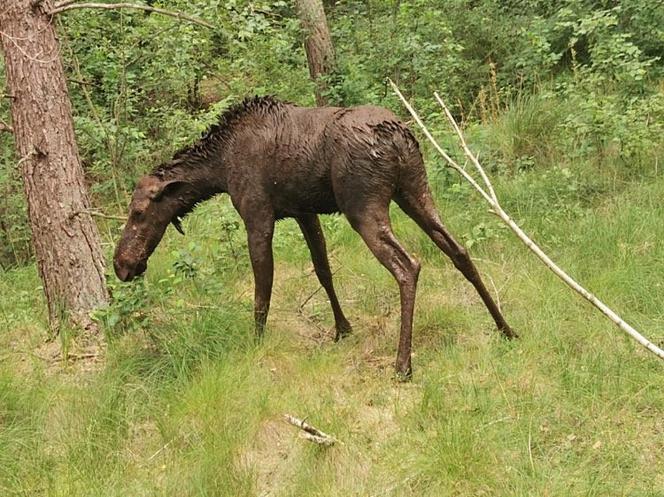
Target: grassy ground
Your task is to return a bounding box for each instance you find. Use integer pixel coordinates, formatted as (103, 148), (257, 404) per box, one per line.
(2, 153), (664, 496)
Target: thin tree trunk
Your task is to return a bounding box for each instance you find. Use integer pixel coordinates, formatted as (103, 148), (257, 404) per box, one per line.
(294, 0), (336, 106)
(0, 0), (108, 330)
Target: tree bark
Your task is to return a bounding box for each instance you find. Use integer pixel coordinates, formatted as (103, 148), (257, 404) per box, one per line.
(0, 0), (108, 330)
(294, 0), (336, 106)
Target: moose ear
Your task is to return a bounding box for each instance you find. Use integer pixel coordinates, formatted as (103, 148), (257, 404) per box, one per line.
(172, 216), (185, 235)
(151, 179), (187, 201)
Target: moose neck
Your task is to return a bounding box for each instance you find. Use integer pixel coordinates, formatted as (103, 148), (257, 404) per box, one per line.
(156, 149), (229, 218)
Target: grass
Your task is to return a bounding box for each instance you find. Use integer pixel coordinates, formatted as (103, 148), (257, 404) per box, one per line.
(2, 146), (664, 496)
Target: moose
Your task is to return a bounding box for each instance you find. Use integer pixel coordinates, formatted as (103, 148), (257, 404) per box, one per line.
(114, 96), (516, 379)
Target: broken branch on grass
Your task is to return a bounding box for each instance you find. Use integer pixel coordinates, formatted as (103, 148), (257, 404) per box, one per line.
(283, 414), (338, 446)
(298, 267), (341, 313)
(49, 2), (216, 30)
(389, 79), (664, 361)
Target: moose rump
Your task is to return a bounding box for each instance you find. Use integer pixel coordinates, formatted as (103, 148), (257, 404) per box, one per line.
(114, 96), (515, 380)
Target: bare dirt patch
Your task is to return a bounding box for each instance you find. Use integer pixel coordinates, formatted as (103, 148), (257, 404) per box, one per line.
(240, 418), (303, 497)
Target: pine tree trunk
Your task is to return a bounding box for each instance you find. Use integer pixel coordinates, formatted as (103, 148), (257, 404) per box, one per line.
(294, 0), (336, 106)
(0, 0), (108, 330)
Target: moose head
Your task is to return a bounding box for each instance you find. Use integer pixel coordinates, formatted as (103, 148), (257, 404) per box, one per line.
(113, 175), (187, 282)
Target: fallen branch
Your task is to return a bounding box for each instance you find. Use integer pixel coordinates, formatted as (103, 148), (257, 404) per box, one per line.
(66, 352), (99, 361)
(297, 266), (341, 313)
(389, 79), (664, 361)
(49, 2), (216, 30)
(283, 414), (338, 446)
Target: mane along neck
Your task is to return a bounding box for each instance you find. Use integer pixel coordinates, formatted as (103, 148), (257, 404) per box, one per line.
(150, 95), (287, 220)
(153, 95), (286, 178)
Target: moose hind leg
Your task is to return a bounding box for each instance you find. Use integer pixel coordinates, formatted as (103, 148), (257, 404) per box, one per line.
(396, 193), (517, 339)
(346, 209), (421, 380)
(244, 217), (275, 339)
(296, 214), (352, 340)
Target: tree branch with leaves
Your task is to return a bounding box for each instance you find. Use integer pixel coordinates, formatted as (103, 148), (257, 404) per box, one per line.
(49, 1), (215, 30)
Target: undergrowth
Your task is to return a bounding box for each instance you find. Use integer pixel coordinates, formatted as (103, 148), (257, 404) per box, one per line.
(2, 152), (663, 495)
(1, 1), (663, 494)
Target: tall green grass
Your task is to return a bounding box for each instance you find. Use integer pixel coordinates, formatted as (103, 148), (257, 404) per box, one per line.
(2, 109), (664, 496)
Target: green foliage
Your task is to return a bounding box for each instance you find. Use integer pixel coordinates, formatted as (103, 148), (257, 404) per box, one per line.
(57, 0), (309, 207)
(0, 62), (31, 268)
(0, 142), (31, 268)
(172, 245), (200, 280)
(94, 276), (151, 333)
(559, 81), (664, 169)
(462, 221), (508, 250)
(1, 3), (664, 492)
(3, 172), (664, 496)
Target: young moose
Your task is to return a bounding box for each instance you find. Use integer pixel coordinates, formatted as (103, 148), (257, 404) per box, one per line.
(114, 96), (516, 379)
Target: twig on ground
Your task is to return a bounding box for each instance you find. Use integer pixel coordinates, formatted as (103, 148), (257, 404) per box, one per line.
(67, 352), (99, 360)
(389, 79), (664, 361)
(298, 284), (324, 312)
(49, 2), (216, 30)
(473, 415), (512, 434)
(283, 414), (338, 446)
(147, 437), (176, 462)
(528, 418), (535, 472)
(297, 267), (341, 313)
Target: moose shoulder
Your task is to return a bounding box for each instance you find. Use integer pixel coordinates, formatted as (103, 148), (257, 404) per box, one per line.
(114, 96), (516, 380)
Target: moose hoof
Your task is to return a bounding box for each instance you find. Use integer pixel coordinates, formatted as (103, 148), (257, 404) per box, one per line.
(500, 325), (519, 340)
(333, 321), (353, 342)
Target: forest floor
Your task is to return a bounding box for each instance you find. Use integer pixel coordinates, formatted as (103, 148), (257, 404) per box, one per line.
(2, 160), (664, 496)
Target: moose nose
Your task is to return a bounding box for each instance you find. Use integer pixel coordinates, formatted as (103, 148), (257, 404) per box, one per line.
(114, 261), (133, 282)
(114, 257), (147, 282)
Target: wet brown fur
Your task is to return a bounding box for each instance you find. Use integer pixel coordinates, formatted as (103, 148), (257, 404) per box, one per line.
(114, 96), (515, 379)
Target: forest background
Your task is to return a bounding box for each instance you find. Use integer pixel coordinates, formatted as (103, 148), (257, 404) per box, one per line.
(1, 1), (664, 495)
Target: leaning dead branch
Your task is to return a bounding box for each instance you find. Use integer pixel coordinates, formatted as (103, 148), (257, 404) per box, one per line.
(49, 2), (215, 30)
(389, 80), (664, 361)
(283, 414), (338, 446)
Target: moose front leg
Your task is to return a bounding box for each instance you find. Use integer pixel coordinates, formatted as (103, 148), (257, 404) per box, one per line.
(244, 216), (275, 339)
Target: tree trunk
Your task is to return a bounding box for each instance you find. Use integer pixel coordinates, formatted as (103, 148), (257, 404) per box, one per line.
(0, 0), (108, 330)
(294, 0), (336, 106)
